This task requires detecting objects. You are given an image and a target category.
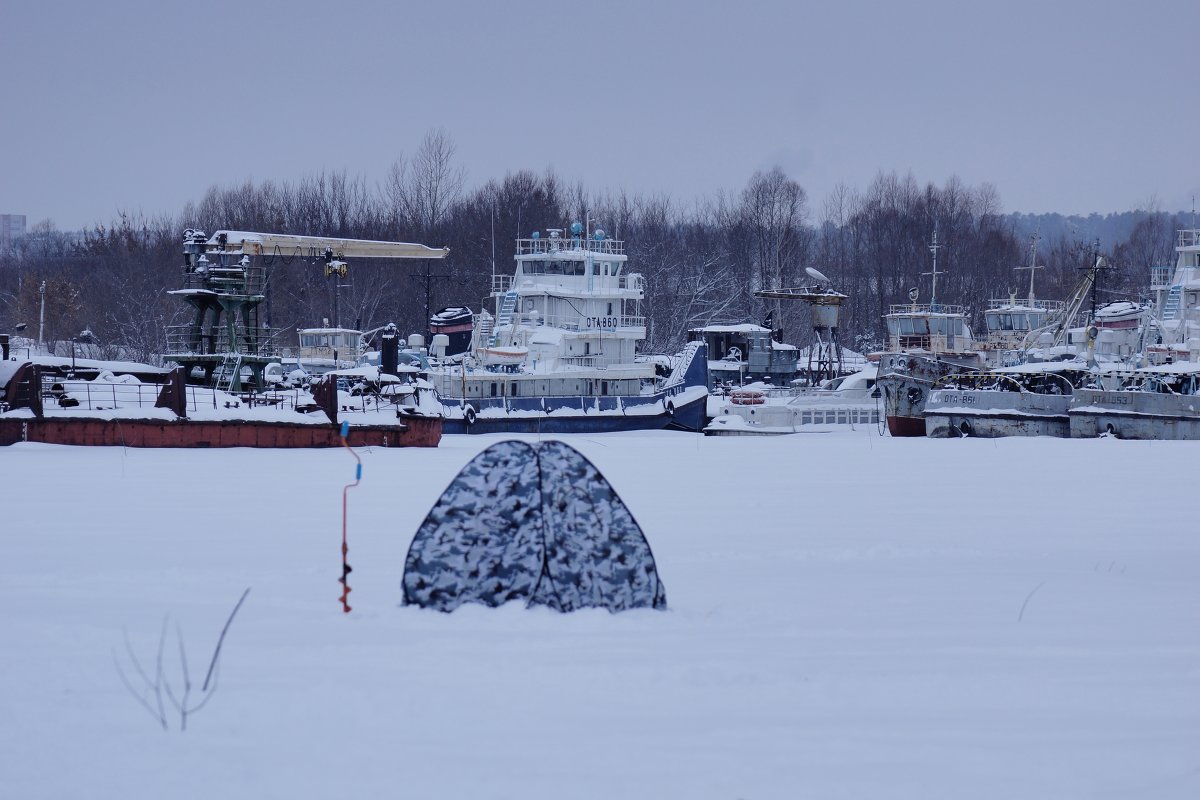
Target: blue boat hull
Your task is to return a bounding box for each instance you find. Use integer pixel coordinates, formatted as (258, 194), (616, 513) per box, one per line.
(441, 391), (708, 435)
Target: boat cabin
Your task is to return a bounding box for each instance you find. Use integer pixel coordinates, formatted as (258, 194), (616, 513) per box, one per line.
(687, 323), (799, 388)
(883, 304), (977, 354)
(294, 326), (364, 371)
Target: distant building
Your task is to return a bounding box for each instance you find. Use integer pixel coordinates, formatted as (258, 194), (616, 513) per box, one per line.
(0, 214), (26, 248)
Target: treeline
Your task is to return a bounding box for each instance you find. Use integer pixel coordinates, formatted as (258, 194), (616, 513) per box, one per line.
(0, 130), (1187, 363)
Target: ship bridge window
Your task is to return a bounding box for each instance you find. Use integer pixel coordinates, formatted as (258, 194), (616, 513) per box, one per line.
(898, 318), (915, 335)
(932, 318), (947, 335)
(886, 319), (900, 335)
(953, 319), (965, 336)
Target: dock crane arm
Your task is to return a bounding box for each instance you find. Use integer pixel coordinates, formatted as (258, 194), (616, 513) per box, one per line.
(205, 230), (450, 260)
(1020, 257), (1101, 351)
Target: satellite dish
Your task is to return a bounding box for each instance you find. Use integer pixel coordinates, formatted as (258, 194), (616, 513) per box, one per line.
(805, 267), (831, 284)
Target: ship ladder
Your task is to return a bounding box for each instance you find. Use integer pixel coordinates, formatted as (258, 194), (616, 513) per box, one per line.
(490, 291), (519, 347)
(1163, 285), (1183, 321)
(663, 341), (702, 389)
(215, 353), (243, 392)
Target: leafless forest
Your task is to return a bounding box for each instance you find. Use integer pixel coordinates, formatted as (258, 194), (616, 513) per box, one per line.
(0, 130), (1186, 362)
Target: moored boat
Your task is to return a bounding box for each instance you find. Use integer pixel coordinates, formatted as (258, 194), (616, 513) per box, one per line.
(703, 365), (880, 435)
(422, 224), (709, 434)
(1069, 359), (1200, 439)
(924, 361), (1096, 438)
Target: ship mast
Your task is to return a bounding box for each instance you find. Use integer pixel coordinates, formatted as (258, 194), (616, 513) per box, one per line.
(1014, 231), (1043, 302)
(922, 224), (944, 308)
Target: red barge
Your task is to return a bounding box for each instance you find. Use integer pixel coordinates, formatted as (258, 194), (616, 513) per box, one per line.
(0, 228), (449, 448)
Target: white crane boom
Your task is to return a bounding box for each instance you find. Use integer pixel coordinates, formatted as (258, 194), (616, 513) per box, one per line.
(206, 230), (450, 259)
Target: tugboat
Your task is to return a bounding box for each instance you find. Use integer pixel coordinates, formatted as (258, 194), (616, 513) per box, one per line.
(875, 229), (984, 436)
(422, 223), (709, 434)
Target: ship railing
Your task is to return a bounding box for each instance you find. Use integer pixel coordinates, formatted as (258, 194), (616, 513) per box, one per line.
(985, 298), (1066, 312)
(165, 325), (283, 357)
(515, 237), (625, 256)
(40, 374), (313, 415)
(887, 303), (969, 316)
(491, 273), (641, 295)
(1177, 229), (1200, 249)
(178, 263), (269, 295)
(1150, 265), (1173, 289)
(931, 370), (1079, 394)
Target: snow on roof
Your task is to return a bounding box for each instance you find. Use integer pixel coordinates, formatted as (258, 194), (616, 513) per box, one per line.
(1094, 301), (1143, 319)
(1, 356), (169, 386)
(1137, 361), (1200, 375)
(323, 366), (411, 381)
(992, 360), (1091, 375)
(691, 324), (770, 334)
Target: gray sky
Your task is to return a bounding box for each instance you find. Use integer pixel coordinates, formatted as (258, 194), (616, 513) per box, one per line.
(3, 0), (1197, 231)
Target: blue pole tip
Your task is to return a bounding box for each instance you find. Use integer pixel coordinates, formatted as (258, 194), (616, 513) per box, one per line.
(340, 421), (350, 438)
(355, 464), (362, 480)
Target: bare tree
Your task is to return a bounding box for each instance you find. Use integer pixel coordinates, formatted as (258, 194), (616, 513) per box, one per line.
(385, 128), (466, 239)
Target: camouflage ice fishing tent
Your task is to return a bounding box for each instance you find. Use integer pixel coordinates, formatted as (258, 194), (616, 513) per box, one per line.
(403, 440), (667, 612)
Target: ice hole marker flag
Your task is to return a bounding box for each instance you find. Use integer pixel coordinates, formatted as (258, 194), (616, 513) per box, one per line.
(402, 440), (666, 612)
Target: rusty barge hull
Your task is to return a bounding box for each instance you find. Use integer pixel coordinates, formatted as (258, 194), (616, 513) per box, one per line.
(1069, 388), (1200, 439)
(0, 416), (441, 448)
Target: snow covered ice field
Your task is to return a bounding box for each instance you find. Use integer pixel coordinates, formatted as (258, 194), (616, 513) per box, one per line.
(1, 429), (1198, 799)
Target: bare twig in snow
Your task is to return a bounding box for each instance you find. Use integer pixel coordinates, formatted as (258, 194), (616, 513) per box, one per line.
(1018, 581), (1046, 623)
(114, 588), (250, 731)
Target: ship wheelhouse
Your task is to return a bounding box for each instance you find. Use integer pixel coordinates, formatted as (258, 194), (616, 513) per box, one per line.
(883, 304), (976, 354)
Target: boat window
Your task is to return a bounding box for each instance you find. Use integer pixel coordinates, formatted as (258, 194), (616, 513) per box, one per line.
(986, 315), (999, 332)
(886, 319), (899, 335)
(932, 318), (947, 335)
(953, 319), (964, 336)
(490, 383), (498, 397)
(899, 318), (914, 335)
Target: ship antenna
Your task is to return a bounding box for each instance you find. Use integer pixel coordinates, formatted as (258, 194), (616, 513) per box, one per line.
(1014, 230), (1043, 302)
(923, 223), (944, 308)
(490, 198), (496, 291)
